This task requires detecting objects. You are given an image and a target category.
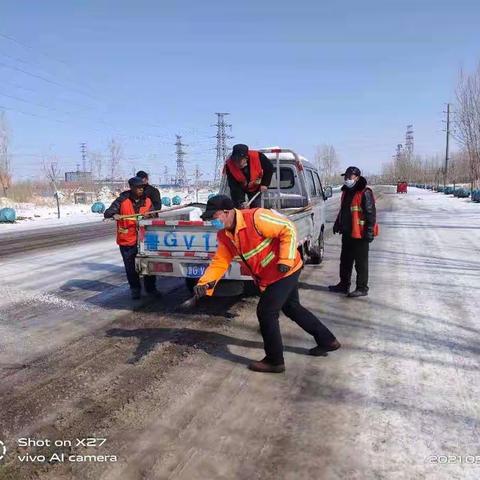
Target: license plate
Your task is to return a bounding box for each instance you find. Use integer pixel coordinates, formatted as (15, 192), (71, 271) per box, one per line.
(186, 264), (207, 278)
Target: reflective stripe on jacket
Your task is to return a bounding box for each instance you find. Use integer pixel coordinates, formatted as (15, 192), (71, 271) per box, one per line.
(341, 188), (379, 239)
(116, 197), (152, 246)
(198, 208), (302, 294)
(225, 150), (263, 193)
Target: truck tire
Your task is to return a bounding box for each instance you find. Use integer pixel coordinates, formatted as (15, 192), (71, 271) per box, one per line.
(308, 229), (324, 265)
(243, 280), (260, 297)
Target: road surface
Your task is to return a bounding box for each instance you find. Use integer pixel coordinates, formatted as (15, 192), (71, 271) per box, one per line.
(0, 187), (479, 480)
(0, 221), (115, 258)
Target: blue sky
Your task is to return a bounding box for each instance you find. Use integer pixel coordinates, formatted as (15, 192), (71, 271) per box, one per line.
(1, 0), (479, 181)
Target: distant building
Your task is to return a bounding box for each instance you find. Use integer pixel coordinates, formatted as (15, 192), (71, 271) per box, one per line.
(65, 171), (93, 183)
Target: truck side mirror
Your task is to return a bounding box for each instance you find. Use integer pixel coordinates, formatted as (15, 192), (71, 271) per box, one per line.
(324, 186), (333, 199)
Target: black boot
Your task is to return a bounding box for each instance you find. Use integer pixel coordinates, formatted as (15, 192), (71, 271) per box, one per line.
(328, 282), (350, 294)
(347, 289), (368, 298)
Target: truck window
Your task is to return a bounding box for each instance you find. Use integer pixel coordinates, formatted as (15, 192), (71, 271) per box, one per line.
(268, 167), (295, 189)
(313, 171), (324, 197)
(305, 169), (317, 197)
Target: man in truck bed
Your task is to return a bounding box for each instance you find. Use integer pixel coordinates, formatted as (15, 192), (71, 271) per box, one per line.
(194, 195), (340, 373)
(225, 144), (275, 208)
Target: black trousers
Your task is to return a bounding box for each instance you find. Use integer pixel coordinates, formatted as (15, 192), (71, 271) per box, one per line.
(257, 269), (337, 365)
(119, 245), (156, 292)
(340, 235), (369, 291)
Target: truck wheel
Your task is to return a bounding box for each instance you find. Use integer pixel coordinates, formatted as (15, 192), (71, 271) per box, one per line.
(185, 277), (198, 293)
(243, 280), (260, 297)
(309, 230), (324, 265)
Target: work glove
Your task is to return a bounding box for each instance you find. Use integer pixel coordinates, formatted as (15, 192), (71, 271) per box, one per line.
(333, 223), (340, 235)
(193, 283), (209, 299)
(366, 230), (374, 243)
(240, 201), (249, 209)
(277, 263), (291, 273)
(113, 214), (121, 221)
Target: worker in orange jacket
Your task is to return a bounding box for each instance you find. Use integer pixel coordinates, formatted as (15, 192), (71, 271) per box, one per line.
(104, 176), (157, 299)
(195, 195), (340, 373)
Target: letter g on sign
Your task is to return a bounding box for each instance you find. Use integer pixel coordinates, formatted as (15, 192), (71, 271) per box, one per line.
(164, 232), (178, 247)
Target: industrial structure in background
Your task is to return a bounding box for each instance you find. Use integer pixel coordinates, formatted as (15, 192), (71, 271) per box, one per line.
(59, 112), (236, 190)
(392, 124), (415, 181)
(213, 112), (233, 183)
(174, 135), (188, 187)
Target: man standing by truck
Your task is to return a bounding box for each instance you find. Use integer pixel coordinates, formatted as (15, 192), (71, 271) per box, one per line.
(195, 195), (340, 373)
(225, 144), (275, 208)
(104, 176), (158, 299)
(329, 166), (378, 298)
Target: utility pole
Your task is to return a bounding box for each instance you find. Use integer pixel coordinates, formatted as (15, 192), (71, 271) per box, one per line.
(164, 165), (169, 185)
(443, 103), (450, 188)
(175, 135), (187, 187)
(80, 142), (87, 172)
(213, 112), (233, 184)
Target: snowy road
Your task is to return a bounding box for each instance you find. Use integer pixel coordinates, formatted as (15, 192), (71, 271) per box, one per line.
(0, 221), (115, 257)
(0, 187), (479, 480)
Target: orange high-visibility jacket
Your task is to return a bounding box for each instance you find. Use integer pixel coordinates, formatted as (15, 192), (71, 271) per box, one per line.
(198, 208), (302, 294)
(341, 188), (379, 239)
(116, 197), (152, 246)
(225, 150), (263, 193)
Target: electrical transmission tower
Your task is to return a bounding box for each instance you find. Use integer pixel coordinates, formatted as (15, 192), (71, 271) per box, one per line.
(405, 125), (414, 159)
(193, 164), (203, 202)
(163, 165), (169, 185)
(80, 142), (87, 171)
(175, 135), (188, 187)
(213, 112), (233, 183)
(394, 144), (403, 163)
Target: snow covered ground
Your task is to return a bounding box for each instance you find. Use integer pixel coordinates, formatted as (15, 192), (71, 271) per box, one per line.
(0, 187), (215, 234)
(0, 201), (105, 234)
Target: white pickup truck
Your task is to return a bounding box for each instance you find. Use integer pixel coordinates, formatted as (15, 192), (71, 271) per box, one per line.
(135, 148), (333, 293)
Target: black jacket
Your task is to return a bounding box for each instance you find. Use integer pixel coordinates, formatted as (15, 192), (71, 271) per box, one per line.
(334, 176), (376, 240)
(227, 152), (275, 208)
(104, 191), (151, 218)
(143, 184), (162, 211)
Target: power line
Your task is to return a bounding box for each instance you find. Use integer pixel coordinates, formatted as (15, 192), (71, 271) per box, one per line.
(0, 91), (79, 116)
(0, 60), (99, 101)
(0, 32), (70, 67)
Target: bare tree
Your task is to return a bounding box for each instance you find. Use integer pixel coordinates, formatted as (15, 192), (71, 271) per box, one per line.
(0, 111), (12, 197)
(43, 157), (62, 218)
(315, 144), (340, 185)
(109, 138), (123, 181)
(88, 150), (104, 180)
(454, 65), (480, 190)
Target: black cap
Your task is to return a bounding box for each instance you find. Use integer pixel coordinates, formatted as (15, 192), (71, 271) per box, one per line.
(340, 166), (361, 177)
(230, 144), (249, 161)
(128, 176), (145, 188)
(201, 194), (234, 220)
(136, 170), (148, 179)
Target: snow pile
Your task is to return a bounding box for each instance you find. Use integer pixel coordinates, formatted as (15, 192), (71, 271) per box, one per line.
(0, 197), (15, 208)
(97, 186), (115, 203)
